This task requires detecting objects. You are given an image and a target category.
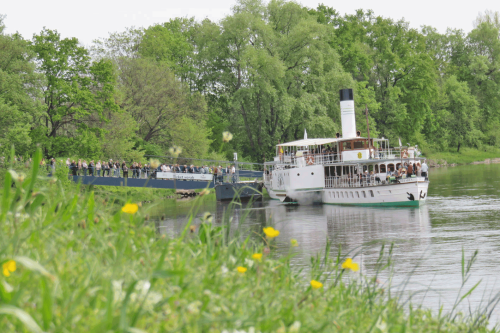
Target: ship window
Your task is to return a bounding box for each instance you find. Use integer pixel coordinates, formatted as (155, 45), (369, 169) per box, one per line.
(362, 191), (366, 198)
(356, 191), (360, 198)
(387, 164), (395, 172)
(375, 165), (379, 173)
(353, 140), (365, 149)
(342, 141), (353, 151)
(369, 190), (374, 197)
(380, 164), (386, 173)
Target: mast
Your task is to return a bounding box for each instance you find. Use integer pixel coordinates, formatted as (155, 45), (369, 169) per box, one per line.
(365, 104), (371, 157)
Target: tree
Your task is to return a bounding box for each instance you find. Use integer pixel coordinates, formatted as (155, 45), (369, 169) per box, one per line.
(467, 16), (500, 145)
(140, 18), (195, 84)
(30, 28), (118, 155)
(117, 57), (207, 151)
(442, 76), (480, 152)
(0, 15), (40, 155)
(91, 26), (143, 61)
(172, 0), (363, 161)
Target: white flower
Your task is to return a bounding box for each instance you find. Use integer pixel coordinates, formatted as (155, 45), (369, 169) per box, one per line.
(289, 321), (301, 332)
(187, 301), (202, 314)
(244, 258), (254, 268)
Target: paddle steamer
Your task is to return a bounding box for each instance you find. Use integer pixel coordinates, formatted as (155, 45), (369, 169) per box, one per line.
(263, 89), (429, 206)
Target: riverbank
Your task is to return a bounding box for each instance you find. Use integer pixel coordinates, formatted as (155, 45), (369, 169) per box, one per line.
(425, 147), (500, 167)
(0, 151), (496, 332)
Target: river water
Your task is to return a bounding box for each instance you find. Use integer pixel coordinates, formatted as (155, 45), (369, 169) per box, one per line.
(156, 163), (500, 321)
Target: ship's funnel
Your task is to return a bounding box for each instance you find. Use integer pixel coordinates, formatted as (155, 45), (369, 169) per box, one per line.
(339, 89), (356, 139)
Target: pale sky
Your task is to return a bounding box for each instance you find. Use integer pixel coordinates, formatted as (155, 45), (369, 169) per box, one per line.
(3, 0), (499, 46)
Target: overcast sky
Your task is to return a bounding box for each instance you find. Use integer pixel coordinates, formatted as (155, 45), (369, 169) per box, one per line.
(3, 0), (500, 46)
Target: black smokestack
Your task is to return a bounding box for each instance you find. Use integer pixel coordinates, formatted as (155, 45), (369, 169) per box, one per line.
(339, 89), (353, 102)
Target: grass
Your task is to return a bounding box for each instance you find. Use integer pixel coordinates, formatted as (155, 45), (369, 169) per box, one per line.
(425, 147), (500, 165)
(0, 149), (498, 332)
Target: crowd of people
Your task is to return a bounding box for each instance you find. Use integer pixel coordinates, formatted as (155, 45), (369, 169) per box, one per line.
(386, 161), (429, 179)
(65, 159), (238, 182)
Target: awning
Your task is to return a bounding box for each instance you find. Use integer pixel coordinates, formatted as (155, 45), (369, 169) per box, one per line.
(277, 137), (374, 147)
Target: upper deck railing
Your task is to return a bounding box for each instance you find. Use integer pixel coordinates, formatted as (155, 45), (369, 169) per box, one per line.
(270, 147), (422, 167)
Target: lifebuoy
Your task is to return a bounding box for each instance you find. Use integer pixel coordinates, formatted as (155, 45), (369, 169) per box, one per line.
(306, 155), (315, 165)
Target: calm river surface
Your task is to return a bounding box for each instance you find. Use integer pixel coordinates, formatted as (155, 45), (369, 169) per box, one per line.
(156, 163), (500, 321)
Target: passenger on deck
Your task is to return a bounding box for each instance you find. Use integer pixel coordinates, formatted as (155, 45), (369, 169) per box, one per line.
(421, 161), (429, 179)
(218, 165), (223, 182)
(407, 163), (413, 176)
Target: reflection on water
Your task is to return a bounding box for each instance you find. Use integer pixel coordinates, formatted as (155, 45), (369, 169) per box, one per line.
(156, 163), (500, 321)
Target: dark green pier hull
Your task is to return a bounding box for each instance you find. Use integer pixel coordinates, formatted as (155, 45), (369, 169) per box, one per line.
(215, 182), (263, 201)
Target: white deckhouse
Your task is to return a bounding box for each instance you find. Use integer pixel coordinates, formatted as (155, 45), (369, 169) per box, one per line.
(263, 89), (429, 206)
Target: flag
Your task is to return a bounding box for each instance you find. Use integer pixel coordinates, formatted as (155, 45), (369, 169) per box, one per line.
(398, 137), (402, 147)
(304, 128), (308, 140)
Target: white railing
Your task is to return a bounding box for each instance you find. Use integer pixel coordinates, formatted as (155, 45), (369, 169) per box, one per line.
(324, 176), (377, 188)
(324, 175), (424, 188)
(275, 148), (424, 167)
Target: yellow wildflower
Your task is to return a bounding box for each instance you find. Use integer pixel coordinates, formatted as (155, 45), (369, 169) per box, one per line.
(122, 203), (139, 214)
(263, 227), (280, 239)
(341, 258), (359, 272)
(252, 253), (262, 261)
(310, 280), (323, 289)
(168, 145), (182, 158)
(290, 239), (298, 247)
(2, 260), (16, 277)
(236, 266), (247, 273)
(222, 131), (233, 143)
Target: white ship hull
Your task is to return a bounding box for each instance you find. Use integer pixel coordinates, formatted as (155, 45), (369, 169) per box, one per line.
(264, 165), (428, 207)
(321, 181), (428, 206)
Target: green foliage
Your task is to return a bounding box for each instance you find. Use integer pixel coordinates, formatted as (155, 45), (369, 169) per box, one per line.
(29, 28), (118, 154)
(100, 111), (143, 161)
(0, 100), (31, 156)
(4, 7), (500, 162)
(117, 57), (207, 153)
(169, 117), (212, 159)
(140, 18), (195, 82)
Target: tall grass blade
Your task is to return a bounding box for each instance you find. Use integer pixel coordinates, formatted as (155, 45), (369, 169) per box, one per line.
(0, 304), (44, 333)
(40, 278), (53, 331)
(14, 256), (55, 280)
(1, 170), (12, 222)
